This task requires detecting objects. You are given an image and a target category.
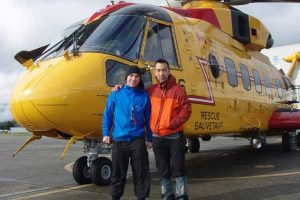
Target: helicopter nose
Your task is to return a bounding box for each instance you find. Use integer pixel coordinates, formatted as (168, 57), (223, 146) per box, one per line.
(11, 66), (69, 131)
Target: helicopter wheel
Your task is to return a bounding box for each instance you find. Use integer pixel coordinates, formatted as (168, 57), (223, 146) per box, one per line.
(73, 156), (92, 184)
(296, 133), (300, 149)
(282, 132), (292, 152)
(188, 138), (200, 153)
(91, 157), (112, 186)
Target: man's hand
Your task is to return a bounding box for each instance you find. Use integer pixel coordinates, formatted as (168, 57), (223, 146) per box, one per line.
(103, 136), (111, 144)
(146, 141), (152, 149)
(112, 84), (124, 92)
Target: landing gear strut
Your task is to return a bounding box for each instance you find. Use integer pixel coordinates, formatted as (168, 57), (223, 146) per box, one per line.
(250, 132), (266, 149)
(282, 131), (300, 152)
(73, 139), (112, 185)
(187, 138), (200, 153)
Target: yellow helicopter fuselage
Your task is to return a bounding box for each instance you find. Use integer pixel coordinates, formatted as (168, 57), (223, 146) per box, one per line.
(10, 2), (298, 143)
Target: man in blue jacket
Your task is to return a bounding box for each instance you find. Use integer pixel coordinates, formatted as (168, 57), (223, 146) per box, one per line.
(102, 66), (152, 200)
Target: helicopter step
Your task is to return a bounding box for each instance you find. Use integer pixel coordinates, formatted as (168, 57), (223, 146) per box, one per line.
(73, 139), (112, 186)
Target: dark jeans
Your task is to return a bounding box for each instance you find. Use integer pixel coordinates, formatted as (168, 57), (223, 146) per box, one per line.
(111, 138), (150, 200)
(152, 133), (186, 179)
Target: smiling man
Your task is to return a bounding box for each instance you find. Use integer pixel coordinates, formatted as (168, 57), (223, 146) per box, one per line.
(102, 66), (152, 200)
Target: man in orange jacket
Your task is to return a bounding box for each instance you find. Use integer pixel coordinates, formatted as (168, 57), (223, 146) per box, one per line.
(149, 59), (191, 200)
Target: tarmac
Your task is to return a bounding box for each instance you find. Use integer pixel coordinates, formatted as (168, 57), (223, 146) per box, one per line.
(1, 134), (300, 200)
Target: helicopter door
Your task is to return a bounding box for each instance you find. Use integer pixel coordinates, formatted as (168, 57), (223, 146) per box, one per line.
(141, 20), (179, 68)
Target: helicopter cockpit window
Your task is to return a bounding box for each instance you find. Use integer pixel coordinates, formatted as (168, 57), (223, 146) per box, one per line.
(252, 69), (262, 93)
(208, 54), (220, 79)
(224, 58), (237, 87)
(36, 20), (85, 61)
(105, 60), (152, 88)
(143, 21), (178, 67)
(80, 15), (146, 61)
(240, 64), (251, 90)
(264, 75), (272, 96)
(275, 79), (283, 99)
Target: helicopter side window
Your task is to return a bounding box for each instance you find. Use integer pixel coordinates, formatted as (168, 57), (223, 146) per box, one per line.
(275, 79), (283, 99)
(240, 64), (250, 90)
(252, 69), (262, 93)
(208, 54), (220, 79)
(143, 21), (178, 67)
(105, 60), (152, 88)
(264, 75), (272, 96)
(224, 58), (238, 87)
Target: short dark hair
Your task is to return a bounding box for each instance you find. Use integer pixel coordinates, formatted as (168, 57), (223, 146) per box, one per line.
(155, 58), (169, 69)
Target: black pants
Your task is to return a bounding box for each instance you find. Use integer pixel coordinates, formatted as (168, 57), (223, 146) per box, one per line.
(111, 138), (150, 200)
(152, 134), (186, 179)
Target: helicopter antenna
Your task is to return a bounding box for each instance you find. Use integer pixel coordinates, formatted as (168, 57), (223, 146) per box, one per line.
(165, 0), (171, 7)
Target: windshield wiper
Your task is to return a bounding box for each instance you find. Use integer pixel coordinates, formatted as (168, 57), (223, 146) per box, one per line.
(71, 25), (86, 56)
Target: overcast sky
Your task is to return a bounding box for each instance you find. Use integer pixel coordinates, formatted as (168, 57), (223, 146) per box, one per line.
(0, 0), (299, 121)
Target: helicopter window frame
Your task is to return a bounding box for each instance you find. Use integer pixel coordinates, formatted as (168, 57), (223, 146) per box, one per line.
(224, 57), (238, 87)
(208, 53), (220, 79)
(240, 63), (251, 90)
(263, 75), (272, 96)
(275, 79), (284, 99)
(141, 18), (181, 70)
(105, 59), (152, 88)
(252, 69), (262, 93)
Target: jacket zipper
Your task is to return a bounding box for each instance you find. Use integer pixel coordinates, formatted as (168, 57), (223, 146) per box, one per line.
(154, 88), (166, 133)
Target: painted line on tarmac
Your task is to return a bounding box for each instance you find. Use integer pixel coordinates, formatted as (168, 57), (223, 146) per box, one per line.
(0, 187), (52, 198)
(153, 171), (300, 182)
(13, 184), (93, 200)
(64, 162), (74, 173)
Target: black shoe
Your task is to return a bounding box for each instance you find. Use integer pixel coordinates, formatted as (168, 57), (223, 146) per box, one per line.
(162, 194), (175, 200)
(176, 195), (188, 200)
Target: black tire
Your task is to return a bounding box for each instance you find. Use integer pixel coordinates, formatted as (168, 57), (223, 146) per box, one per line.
(282, 132), (291, 152)
(296, 133), (300, 149)
(188, 138), (200, 153)
(73, 156), (91, 184)
(91, 157), (112, 186)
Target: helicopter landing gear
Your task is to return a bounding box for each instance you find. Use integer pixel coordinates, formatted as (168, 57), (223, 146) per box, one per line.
(250, 133), (266, 149)
(72, 139), (112, 185)
(282, 131), (300, 152)
(187, 138), (200, 153)
(73, 156), (91, 184)
(91, 157), (112, 186)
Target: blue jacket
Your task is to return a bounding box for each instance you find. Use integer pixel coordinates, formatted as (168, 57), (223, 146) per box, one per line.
(102, 85), (152, 142)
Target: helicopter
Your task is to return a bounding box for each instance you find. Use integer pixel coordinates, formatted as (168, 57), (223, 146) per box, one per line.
(11, 0), (300, 186)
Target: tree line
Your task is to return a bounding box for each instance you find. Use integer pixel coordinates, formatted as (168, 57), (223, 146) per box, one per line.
(0, 120), (20, 130)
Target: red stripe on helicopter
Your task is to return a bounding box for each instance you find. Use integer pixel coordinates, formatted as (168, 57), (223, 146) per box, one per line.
(86, 1), (134, 23)
(188, 57), (215, 105)
(164, 7), (221, 28)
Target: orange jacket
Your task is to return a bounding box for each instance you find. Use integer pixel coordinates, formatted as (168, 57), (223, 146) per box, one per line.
(148, 75), (192, 136)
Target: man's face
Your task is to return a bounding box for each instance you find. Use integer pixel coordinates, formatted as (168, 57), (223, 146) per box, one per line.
(155, 62), (170, 84)
(127, 73), (141, 88)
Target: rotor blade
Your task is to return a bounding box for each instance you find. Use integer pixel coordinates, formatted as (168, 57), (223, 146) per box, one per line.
(224, 0), (300, 5)
(251, 0), (300, 2)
